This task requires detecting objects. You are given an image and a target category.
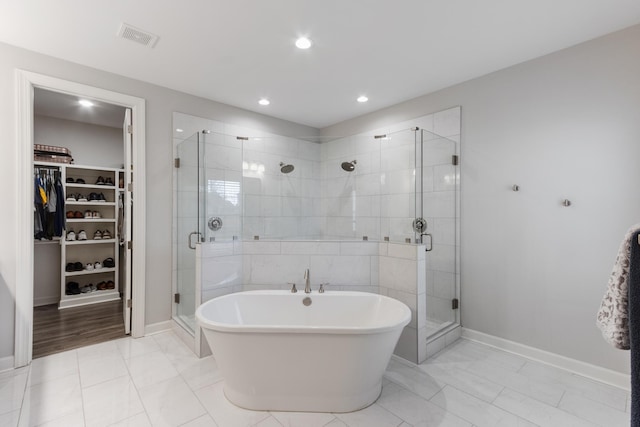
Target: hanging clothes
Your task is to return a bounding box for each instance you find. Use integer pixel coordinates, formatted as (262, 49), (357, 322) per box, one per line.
(34, 167), (65, 240)
(33, 174), (47, 240)
(53, 176), (65, 236)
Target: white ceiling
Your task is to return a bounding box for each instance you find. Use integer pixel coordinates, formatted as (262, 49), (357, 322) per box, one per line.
(34, 88), (127, 128)
(2, 1), (640, 128)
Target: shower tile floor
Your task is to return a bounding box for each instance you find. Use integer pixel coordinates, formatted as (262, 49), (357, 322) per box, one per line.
(1, 331), (629, 427)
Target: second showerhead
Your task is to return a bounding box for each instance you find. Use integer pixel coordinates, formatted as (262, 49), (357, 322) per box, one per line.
(279, 162), (295, 174)
(341, 160), (357, 172)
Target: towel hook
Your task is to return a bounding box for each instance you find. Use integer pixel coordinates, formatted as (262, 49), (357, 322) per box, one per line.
(562, 199), (571, 207)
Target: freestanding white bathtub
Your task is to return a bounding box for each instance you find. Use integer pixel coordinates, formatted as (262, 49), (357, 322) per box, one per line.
(195, 290), (411, 413)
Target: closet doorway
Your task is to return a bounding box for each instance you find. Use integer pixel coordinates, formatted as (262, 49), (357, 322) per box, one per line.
(32, 89), (131, 357)
(15, 71), (146, 366)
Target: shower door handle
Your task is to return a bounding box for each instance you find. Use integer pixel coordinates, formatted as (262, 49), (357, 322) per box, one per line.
(188, 232), (202, 250)
(422, 233), (433, 252)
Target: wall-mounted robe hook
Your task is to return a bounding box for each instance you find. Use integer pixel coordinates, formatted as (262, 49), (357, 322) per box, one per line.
(562, 199), (571, 207)
(512, 185), (520, 192)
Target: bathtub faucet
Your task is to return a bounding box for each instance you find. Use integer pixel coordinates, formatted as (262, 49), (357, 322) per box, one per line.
(304, 269), (311, 293)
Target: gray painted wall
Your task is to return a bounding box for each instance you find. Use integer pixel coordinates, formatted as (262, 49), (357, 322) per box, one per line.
(35, 115), (124, 168)
(323, 25), (640, 374)
(0, 41), (318, 360)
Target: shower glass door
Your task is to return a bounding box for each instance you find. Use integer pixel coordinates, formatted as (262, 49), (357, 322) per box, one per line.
(419, 129), (459, 337)
(175, 131), (204, 333)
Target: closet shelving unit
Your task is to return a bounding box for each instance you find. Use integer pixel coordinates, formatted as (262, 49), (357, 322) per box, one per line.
(35, 162), (124, 309)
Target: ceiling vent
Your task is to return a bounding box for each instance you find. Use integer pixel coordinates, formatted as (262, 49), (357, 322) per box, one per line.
(117, 23), (159, 48)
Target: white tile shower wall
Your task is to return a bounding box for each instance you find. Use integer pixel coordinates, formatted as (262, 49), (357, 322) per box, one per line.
(198, 242), (243, 303)
(242, 241), (380, 293)
(378, 243), (427, 364)
(176, 115), (326, 245)
(318, 111), (460, 244)
(242, 137), (322, 240)
(202, 134), (243, 242)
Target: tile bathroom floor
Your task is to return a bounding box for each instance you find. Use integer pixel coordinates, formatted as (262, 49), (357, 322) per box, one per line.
(0, 331), (629, 427)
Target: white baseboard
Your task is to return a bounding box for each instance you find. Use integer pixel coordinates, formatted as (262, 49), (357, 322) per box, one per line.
(462, 328), (630, 391)
(144, 320), (172, 336)
(0, 356), (15, 373)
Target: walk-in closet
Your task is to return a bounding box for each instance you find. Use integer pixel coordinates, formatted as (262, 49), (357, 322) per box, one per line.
(32, 88), (133, 358)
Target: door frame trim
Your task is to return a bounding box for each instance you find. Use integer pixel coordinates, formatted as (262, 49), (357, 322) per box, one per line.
(15, 70), (147, 366)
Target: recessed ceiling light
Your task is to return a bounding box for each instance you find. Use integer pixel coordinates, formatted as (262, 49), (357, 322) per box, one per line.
(78, 99), (94, 107)
(176, 128), (183, 133)
(258, 98), (270, 106)
(357, 96), (369, 103)
(295, 37), (312, 49)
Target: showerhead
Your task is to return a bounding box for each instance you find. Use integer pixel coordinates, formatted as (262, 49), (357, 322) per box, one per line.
(341, 160), (357, 172)
(279, 162), (295, 174)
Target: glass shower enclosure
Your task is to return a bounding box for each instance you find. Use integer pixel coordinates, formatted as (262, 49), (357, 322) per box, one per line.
(415, 129), (459, 337)
(174, 131), (204, 333)
(172, 113), (460, 344)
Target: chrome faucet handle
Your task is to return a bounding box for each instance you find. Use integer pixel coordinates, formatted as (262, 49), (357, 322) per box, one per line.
(288, 283), (297, 293)
(319, 283), (329, 293)
(304, 269), (311, 293)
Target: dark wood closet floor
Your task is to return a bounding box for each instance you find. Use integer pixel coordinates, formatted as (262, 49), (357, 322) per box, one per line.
(33, 299), (126, 359)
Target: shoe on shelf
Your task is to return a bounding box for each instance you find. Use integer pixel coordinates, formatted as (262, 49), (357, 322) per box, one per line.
(73, 262), (83, 271)
(84, 210), (92, 218)
(95, 176), (105, 185)
(65, 262), (75, 272)
(77, 230), (88, 241)
(103, 257), (115, 268)
(76, 178), (85, 184)
(65, 282), (80, 295)
(66, 211), (75, 219)
(66, 231), (76, 241)
(66, 177), (75, 183)
(106, 280), (115, 289)
(90, 283), (97, 291)
(97, 281), (107, 290)
(77, 194), (88, 202)
(80, 285), (91, 293)
(93, 230), (102, 240)
(105, 177), (114, 186)
(102, 230), (112, 239)
(98, 193), (107, 202)
(89, 192), (99, 202)
(94, 261), (102, 269)
(92, 211), (101, 218)
(66, 194), (77, 202)
(74, 211), (84, 218)
(85, 263), (94, 271)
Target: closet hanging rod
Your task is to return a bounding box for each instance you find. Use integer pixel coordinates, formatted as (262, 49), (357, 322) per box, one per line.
(34, 165), (61, 170)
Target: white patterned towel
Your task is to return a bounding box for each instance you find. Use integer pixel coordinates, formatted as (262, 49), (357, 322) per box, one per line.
(597, 224), (640, 349)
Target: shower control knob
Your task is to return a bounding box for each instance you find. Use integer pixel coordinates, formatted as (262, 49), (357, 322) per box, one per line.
(412, 217), (427, 233)
(208, 217), (223, 231)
